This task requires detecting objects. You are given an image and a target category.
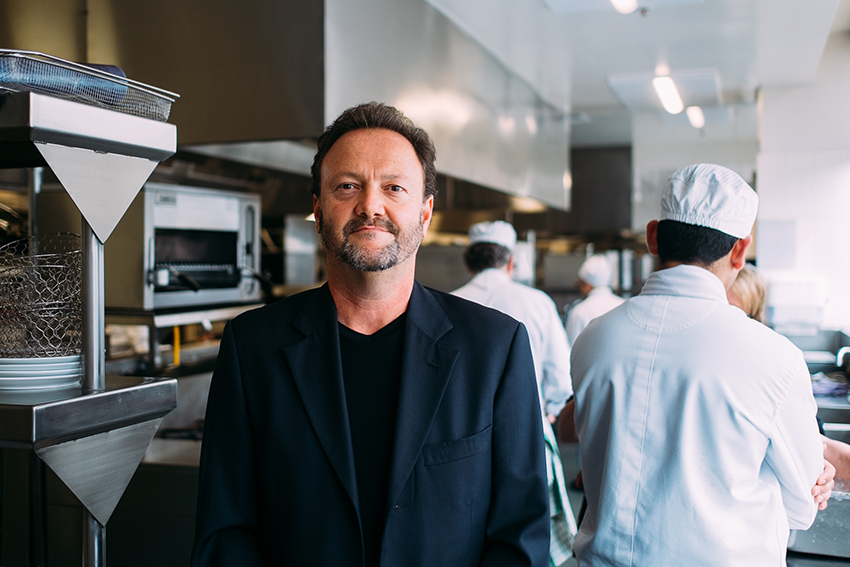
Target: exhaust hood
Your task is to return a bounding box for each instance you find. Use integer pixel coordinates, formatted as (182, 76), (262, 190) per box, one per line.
(6, 0), (572, 211)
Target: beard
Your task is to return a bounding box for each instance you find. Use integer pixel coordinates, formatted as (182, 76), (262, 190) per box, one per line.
(319, 211), (424, 272)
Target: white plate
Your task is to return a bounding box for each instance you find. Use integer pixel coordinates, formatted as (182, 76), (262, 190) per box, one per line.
(0, 355), (81, 365)
(0, 363), (83, 375)
(0, 374), (81, 390)
(0, 368), (82, 378)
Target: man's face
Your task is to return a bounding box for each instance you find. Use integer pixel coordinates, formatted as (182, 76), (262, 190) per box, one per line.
(314, 128), (433, 272)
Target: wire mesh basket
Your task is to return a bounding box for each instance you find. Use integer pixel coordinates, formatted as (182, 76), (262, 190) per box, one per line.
(0, 233), (82, 358)
(0, 49), (178, 122)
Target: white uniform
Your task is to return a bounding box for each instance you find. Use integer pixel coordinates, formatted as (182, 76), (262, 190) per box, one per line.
(565, 286), (625, 346)
(572, 265), (823, 567)
(453, 268), (573, 416)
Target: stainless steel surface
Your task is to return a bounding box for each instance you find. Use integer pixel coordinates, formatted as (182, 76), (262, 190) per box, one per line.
(28, 167), (42, 238)
(0, 92), (177, 242)
(105, 303), (262, 329)
(817, 396), (850, 432)
(38, 418), (163, 524)
(788, 479), (850, 559)
(0, 91), (176, 163)
(837, 346), (850, 369)
(84, 511), (106, 566)
(82, 221), (105, 392)
(325, 0), (569, 210)
(180, 0), (571, 210)
(0, 375), (177, 448)
(1, 81), (177, 567)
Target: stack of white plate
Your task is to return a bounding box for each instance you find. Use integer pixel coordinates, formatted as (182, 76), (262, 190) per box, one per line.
(0, 354), (82, 391)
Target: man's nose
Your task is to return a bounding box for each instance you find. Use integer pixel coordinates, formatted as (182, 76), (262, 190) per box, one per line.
(354, 185), (385, 218)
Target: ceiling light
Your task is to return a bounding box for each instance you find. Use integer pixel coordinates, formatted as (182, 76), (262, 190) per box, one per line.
(525, 115), (538, 135)
(686, 106), (705, 128)
(610, 0), (638, 14)
(652, 76), (684, 114)
(498, 116), (516, 135)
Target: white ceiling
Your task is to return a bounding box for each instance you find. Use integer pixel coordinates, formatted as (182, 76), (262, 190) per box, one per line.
(425, 0), (850, 147)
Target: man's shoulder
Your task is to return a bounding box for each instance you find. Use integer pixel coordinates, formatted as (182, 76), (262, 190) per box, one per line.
(422, 284), (524, 332)
(230, 286), (326, 333)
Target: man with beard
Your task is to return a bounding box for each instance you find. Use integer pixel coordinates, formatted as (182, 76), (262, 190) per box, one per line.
(192, 102), (550, 567)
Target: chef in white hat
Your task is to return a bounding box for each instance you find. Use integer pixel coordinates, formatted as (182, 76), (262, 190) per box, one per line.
(452, 220), (578, 565)
(567, 163), (834, 567)
(453, 221), (572, 420)
(565, 254), (625, 346)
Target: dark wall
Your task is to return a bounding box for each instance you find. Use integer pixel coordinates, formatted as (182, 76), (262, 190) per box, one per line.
(515, 146), (632, 237)
(568, 146), (632, 233)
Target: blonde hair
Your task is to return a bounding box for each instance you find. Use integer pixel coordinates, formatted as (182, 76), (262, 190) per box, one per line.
(728, 265), (767, 323)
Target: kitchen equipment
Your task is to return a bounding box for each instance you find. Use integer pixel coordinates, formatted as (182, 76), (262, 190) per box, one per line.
(0, 48), (176, 122)
(0, 233), (81, 361)
(0, 58), (178, 567)
(40, 183), (262, 311)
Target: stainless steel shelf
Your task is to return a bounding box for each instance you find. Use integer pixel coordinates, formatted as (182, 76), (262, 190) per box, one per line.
(0, 375), (177, 450)
(105, 303), (263, 329)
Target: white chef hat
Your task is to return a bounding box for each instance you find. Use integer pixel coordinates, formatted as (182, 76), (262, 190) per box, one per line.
(578, 254), (612, 288)
(468, 221), (516, 250)
(660, 163), (758, 239)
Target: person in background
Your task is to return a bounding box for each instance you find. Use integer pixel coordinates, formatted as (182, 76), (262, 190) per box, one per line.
(452, 220), (577, 566)
(565, 254), (625, 346)
(727, 263), (767, 323)
(453, 221), (573, 423)
(570, 163), (834, 567)
(192, 102), (550, 567)
(728, 265), (850, 480)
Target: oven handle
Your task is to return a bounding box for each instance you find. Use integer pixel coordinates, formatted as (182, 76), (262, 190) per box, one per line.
(241, 266), (274, 300)
(168, 266), (202, 292)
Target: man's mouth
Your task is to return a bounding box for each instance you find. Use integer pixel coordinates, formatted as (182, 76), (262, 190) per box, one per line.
(344, 218), (398, 237)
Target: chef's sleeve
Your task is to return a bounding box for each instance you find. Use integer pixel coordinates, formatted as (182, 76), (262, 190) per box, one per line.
(764, 353), (824, 530)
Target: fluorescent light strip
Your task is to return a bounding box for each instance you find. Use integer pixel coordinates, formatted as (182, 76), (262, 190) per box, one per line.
(686, 106), (705, 129)
(652, 76), (684, 114)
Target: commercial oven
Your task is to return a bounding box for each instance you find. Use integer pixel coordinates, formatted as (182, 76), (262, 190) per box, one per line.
(40, 183), (262, 310)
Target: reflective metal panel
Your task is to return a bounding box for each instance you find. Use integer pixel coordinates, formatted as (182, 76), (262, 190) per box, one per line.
(325, 0), (570, 210)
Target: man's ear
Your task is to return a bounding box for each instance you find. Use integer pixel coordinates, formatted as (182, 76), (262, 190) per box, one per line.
(730, 235), (752, 270)
(646, 220), (660, 256)
(421, 195), (434, 237)
(312, 194), (321, 233)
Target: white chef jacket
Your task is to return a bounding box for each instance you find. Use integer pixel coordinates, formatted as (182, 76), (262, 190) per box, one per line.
(565, 286), (625, 347)
(572, 265), (823, 567)
(453, 268), (573, 416)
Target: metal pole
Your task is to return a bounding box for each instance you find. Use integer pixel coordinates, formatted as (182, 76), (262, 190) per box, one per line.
(83, 510), (105, 567)
(82, 219), (105, 392)
(27, 167), (42, 238)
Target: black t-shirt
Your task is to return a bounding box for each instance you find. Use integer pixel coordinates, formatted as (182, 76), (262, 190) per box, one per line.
(338, 315), (405, 567)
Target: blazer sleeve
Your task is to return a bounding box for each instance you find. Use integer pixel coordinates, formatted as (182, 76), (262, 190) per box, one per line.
(191, 321), (264, 566)
(482, 322), (551, 567)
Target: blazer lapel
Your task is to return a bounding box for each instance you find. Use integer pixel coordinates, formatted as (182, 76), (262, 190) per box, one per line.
(283, 285), (360, 515)
(386, 283), (458, 508)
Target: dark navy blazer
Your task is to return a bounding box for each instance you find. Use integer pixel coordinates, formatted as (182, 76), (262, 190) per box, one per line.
(191, 281), (549, 566)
